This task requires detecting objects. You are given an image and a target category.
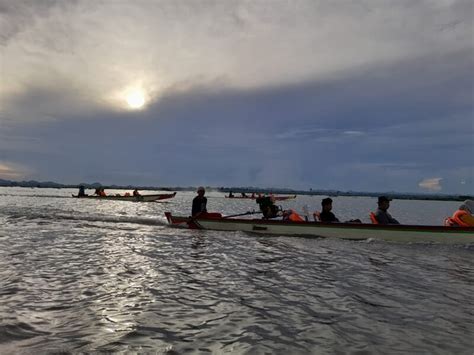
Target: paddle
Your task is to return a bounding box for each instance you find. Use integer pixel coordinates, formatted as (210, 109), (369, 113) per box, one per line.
(222, 210), (261, 219)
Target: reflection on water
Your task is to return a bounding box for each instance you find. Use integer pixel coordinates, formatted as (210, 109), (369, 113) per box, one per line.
(0, 187), (473, 353)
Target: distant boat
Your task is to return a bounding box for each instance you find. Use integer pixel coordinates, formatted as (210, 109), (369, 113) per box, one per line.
(72, 192), (176, 202)
(165, 212), (474, 244)
(225, 194), (297, 201)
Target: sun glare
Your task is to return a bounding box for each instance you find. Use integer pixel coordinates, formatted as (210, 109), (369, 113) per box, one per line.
(126, 91), (146, 109)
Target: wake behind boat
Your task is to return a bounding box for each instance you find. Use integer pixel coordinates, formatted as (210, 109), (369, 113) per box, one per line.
(73, 192), (176, 202)
(165, 212), (474, 244)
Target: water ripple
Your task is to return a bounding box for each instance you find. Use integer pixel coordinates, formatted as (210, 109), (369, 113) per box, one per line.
(0, 188), (473, 353)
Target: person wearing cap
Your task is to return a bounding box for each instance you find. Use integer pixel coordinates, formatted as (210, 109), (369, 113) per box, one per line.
(319, 197), (340, 223)
(445, 200), (474, 227)
(374, 196), (400, 225)
(192, 186), (207, 217)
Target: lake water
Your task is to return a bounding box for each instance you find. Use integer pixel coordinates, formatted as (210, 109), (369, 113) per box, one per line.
(1, 187), (473, 353)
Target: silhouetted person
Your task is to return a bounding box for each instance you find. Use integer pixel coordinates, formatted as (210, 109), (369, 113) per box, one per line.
(374, 196), (399, 224)
(192, 186), (207, 217)
(256, 196), (279, 219)
(78, 185), (86, 197)
(319, 197), (340, 222)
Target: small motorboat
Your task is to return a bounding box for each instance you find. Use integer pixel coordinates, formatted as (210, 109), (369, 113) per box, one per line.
(72, 192), (177, 202)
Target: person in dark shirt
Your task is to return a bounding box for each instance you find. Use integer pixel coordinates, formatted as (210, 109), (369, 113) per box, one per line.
(319, 197), (340, 222)
(192, 186), (207, 217)
(374, 196), (400, 224)
(78, 185), (86, 197)
(256, 195), (280, 219)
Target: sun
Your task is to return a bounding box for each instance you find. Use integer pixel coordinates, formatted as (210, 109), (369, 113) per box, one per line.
(126, 90), (146, 109)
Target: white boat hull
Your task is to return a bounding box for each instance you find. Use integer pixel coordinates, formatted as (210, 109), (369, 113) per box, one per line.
(165, 213), (474, 244)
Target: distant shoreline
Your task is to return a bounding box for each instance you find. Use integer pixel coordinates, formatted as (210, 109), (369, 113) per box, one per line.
(0, 179), (471, 202)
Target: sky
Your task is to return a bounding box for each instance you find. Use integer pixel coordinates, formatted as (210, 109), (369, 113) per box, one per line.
(0, 0), (473, 194)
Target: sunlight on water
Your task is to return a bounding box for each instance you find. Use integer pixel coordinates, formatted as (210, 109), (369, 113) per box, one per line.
(0, 187), (473, 353)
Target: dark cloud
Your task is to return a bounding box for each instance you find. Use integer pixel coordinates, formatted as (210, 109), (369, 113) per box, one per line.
(1, 1), (472, 192)
(2, 47), (472, 193)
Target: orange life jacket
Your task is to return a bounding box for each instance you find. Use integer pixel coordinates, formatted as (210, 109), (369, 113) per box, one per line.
(287, 210), (304, 222)
(369, 212), (378, 224)
(447, 210), (470, 227)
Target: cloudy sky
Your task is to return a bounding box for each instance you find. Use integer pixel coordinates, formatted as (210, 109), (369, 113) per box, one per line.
(0, 0), (472, 193)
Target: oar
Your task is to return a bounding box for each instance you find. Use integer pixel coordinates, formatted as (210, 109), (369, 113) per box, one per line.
(222, 210), (261, 219)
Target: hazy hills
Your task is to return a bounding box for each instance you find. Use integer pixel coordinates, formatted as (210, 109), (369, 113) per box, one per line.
(0, 178), (472, 201)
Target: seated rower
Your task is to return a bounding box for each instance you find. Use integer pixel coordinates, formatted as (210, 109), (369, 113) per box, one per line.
(228, 191), (234, 198)
(445, 200), (474, 227)
(317, 197), (340, 223)
(99, 188), (107, 197)
(373, 196), (399, 224)
(256, 196), (280, 219)
(133, 189), (141, 197)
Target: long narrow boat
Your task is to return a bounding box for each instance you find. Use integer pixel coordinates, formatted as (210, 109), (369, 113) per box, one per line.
(72, 192), (176, 202)
(225, 194), (297, 201)
(164, 212), (474, 244)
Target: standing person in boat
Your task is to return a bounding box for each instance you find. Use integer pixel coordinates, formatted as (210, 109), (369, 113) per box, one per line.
(133, 189), (141, 197)
(445, 200), (474, 227)
(374, 196), (399, 224)
(77, 185), (86, 197)
(192, 186), (207, 217)
(319, 198), (340, 222)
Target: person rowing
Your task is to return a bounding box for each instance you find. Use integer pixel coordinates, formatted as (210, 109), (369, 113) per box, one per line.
(256, 195), (280, 219)
(255, 195), (303, 221)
